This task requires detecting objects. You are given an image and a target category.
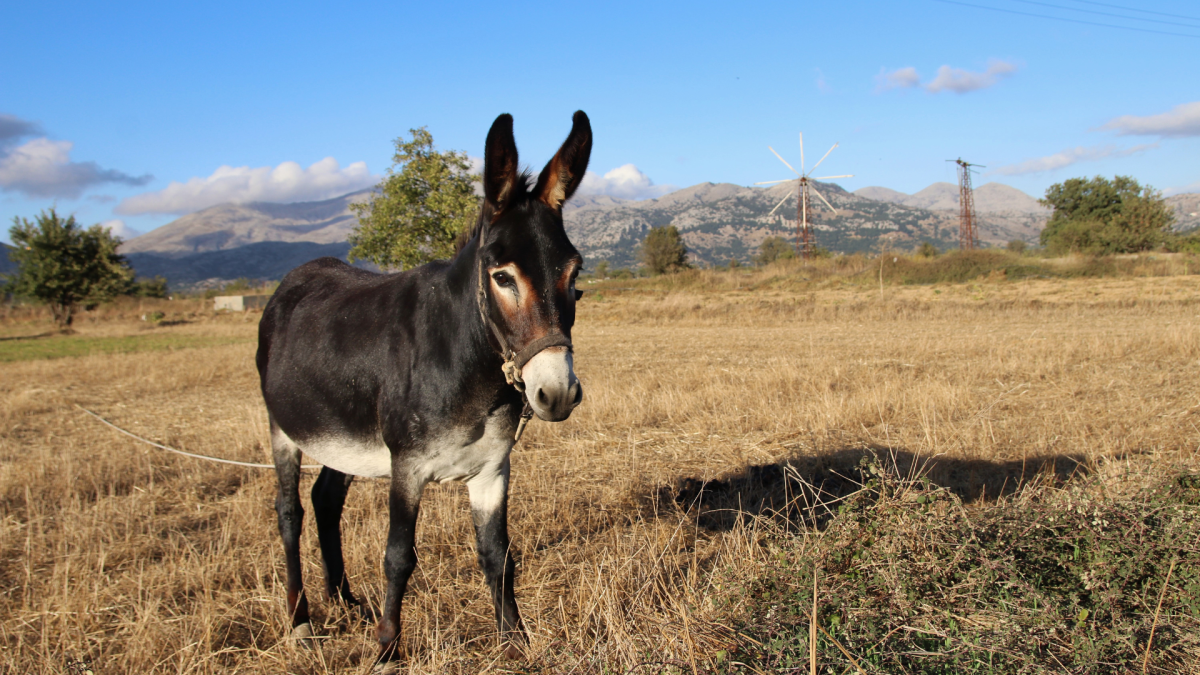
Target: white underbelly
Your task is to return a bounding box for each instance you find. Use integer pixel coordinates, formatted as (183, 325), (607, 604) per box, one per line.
(299, 435), (393, 478)
(281, 416), (516, 482)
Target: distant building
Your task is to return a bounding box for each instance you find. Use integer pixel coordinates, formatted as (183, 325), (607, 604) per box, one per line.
(214, 295), (271, 311)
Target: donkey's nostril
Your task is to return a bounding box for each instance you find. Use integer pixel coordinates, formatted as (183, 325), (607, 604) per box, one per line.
(571, 383), (583, 407)
(537, 388), (550, 406)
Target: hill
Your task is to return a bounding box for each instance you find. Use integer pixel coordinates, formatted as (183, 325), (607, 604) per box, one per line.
(120, 190), (371, 258)
(566, 181), (1047, 267)
(1169, 193), (1200, 232)
(121, 181), (1055, 285)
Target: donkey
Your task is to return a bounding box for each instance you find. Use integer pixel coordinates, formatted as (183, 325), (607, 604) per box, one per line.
(256, 111), (590, 664)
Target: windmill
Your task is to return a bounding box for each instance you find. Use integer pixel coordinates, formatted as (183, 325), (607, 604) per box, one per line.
(756, 133), (853, 258)
(947, 158), (984, 250)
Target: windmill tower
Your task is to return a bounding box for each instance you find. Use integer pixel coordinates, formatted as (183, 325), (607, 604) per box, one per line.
(757, 133), (853, 259)
(949, 158), (983, 250)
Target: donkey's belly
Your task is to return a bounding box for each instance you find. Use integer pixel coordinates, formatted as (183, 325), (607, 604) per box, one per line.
(286, 430), (393, 478)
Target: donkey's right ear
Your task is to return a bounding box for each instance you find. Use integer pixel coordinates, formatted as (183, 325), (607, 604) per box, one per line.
(483, 114), (520, 216)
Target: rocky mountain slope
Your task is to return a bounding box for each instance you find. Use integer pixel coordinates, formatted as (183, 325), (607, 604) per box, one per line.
(117, 181), (1197, 286)
(1169, 192), (1200, 232)
(565, 180), (1047, 266)
(120, 190), (371, 258)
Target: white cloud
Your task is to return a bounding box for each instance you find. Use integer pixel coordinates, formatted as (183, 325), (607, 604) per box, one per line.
(925, 59), (1017, 94)
(1100, 101), (1200, 138)
(116, 157), (377, 215)
(991, 143), (1158, 176)
(100, 219), (143, 240)
(877, 60), (1018, 95)
(0, 137), (152, 199)
(876, 66), (920, 91)
(577, 164), (674, 201)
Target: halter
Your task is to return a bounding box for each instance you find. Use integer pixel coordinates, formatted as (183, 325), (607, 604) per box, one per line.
(475, 231), (574, 441)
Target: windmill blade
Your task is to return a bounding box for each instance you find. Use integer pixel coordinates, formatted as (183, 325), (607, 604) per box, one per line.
(769, 146), (801, 176)
(755, 179), (796, 185)
(810, 184), (838, 214)
(799, 132), (805, 173)
(813, 174), (854, 180)
(808, 142), (839, 174)
(767, 189), (794, 216)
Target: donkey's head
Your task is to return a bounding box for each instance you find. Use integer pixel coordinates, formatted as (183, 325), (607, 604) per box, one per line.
(476, 111), (591, 422)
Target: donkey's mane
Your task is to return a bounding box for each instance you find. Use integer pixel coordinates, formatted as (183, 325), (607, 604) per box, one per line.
(454, 170), (535, 255)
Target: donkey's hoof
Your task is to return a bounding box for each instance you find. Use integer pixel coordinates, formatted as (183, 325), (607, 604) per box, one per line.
(289, 622), (315, 648)
(502, 642), (524, 660)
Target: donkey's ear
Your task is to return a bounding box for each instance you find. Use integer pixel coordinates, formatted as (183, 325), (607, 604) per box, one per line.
(535, 110), (592, 210)
(484, 113), (520, 214)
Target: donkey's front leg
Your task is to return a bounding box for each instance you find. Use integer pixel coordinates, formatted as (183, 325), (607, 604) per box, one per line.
(375, 471), (423, 665)
(467, 457), (525, 656)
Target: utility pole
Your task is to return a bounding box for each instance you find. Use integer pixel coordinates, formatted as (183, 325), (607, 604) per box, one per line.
(949, 158), (983, 250)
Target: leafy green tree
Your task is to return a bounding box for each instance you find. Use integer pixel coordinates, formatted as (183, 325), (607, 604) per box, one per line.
(756, 236), (796, 265)
(640, 225), (689, 275)
(348, 127), (480, 270)
(1039, 176), (1175, 255)
(129, 275), (169, 298)
(592, 260), (610, 279)
(6, 208), (134, 329)
(1006, 240), (1028, 255)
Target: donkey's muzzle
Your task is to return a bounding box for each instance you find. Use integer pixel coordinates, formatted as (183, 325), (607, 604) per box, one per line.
(521, 347), (582, 422)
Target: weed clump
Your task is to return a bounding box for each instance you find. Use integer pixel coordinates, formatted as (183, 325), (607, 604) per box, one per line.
(727, 464), (1200, 674)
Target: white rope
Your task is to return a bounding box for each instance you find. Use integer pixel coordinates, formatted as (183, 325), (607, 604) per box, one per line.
(76, 405), (323, 470)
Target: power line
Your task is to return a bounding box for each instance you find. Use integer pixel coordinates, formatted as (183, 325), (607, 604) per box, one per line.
(1069, 0), (1200, 23)
(930, 0), (1200, 38)
(1008, 0), (1200, 29)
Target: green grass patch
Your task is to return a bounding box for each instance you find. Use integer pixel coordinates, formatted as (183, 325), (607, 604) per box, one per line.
(721, 466), (1200, 674)
(0, 332), (251, 362)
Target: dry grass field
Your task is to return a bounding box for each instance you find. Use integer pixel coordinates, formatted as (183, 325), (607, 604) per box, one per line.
(2, 267), (1198, 673)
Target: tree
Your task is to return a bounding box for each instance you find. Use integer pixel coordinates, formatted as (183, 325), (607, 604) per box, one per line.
(348, 127), (480, 270)
(640, 225), (689, 274)
(129, 275), (169, 298)
(1039, 176), (1175, 255)
(7, 208), (134, 329)
(1006, 240), (1028, 255)
(756, 236), (796, 265)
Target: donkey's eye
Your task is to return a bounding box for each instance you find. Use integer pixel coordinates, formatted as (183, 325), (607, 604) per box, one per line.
(492, 271), (515, 288)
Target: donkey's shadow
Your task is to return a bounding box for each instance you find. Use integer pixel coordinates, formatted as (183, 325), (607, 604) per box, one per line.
(651, 446), (1091, 532)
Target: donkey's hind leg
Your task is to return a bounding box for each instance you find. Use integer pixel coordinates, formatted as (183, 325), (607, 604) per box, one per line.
(271, 420), (312, 640)
(312, 467), (372, 619)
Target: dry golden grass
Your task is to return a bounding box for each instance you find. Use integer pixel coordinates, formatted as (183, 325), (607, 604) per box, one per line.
(2, 273), (1198, 673)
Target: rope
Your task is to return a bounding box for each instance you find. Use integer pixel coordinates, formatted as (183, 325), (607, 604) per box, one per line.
(76, 405), (322, 470)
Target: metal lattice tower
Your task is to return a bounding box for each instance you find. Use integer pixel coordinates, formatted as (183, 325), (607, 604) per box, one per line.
(950, 158), (983, 250)
(757, 134), (853, 259)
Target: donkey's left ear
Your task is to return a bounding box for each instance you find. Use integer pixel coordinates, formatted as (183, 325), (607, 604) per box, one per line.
(535, 110), (592, 210)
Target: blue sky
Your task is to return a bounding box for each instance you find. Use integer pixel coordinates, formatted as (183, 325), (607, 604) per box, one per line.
(2, 0), (1198, 243)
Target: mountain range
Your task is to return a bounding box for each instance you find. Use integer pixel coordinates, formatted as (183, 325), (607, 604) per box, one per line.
(113, 181), (1197, 289)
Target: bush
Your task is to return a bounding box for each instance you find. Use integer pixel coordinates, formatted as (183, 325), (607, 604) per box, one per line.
(757, 236), (796, 265)
(1040, 176), (1174, 254)
(640, 225), (689, 275)
(1006, 240), (1028, 254)
(730, 464), (1200, 673)
(915, 241), (939, 258)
